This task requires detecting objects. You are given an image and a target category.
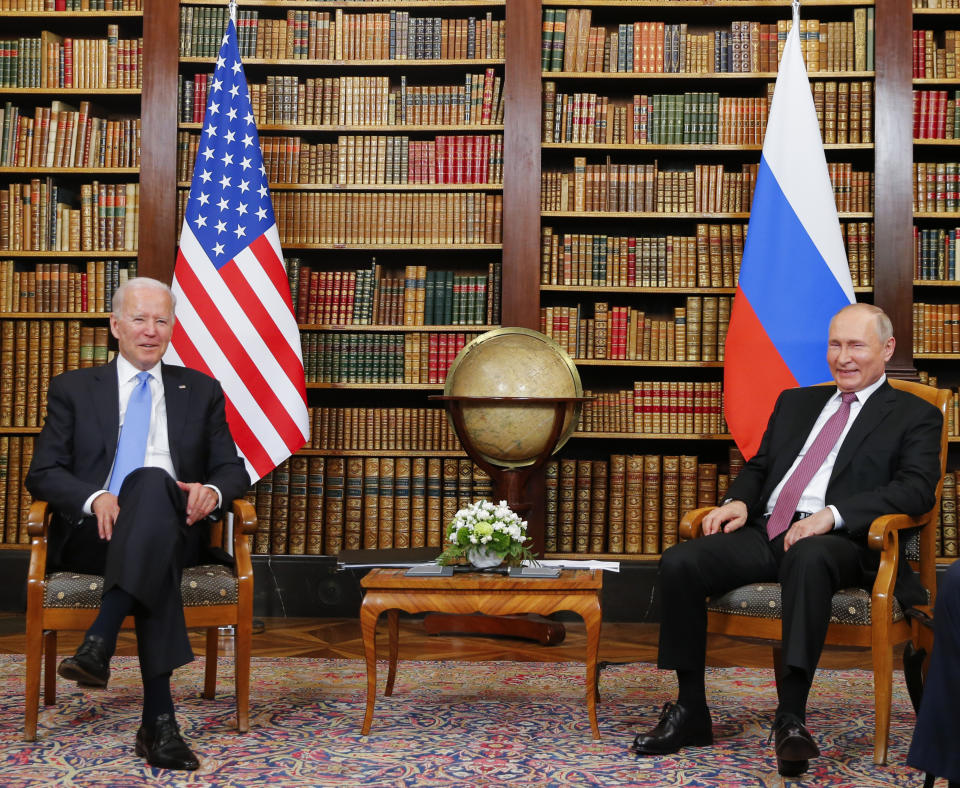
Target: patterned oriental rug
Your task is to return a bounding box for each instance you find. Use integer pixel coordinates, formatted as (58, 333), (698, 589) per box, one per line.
(1, 655), (924, 787)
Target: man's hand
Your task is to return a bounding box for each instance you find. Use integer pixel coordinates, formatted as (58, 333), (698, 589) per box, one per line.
(783, 508), (835, 550)
(91, 492), (120, 541)
(702, 499), (749, 535)
(176, 481), (218, 525)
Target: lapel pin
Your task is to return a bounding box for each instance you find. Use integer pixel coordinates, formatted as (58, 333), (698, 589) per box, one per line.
(179, 385), (187, 389)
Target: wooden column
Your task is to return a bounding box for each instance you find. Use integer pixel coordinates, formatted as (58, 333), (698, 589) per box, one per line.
(502, 0), (542, 332)
(138, 0), (180, 283)
(874, 0), (915, 376)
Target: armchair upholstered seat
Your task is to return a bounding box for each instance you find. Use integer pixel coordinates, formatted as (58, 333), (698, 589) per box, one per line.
(24, 498), (257, 741)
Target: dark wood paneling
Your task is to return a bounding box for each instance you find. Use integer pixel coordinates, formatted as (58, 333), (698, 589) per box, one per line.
(874, 0), (915, 375)
(138, 0), (180, 283)
(502, 0), (542, 331)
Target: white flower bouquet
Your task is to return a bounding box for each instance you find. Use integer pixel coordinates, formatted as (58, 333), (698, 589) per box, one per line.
(437, 500), (536, 568)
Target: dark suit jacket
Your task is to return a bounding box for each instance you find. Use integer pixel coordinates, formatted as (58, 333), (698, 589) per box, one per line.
(724, 381), (943, 606)
(25, 359), (250, 571)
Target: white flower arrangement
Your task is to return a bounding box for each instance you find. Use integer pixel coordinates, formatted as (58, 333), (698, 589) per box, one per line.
(437, 500), (536, 568)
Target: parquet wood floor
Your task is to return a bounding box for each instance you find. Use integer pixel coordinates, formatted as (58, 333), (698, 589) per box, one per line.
(0, 613), (883, 671)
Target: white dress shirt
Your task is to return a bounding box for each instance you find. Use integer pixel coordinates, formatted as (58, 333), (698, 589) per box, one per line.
(82, 357), (220, 514)
(764, 374), (887, 529)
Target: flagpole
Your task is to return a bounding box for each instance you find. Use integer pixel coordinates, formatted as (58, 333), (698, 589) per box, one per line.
(229, 0), (237, 23)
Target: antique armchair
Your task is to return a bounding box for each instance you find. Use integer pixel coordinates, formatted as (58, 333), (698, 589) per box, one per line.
(678, 378), (949, 765)
(23, 497), (257, 741)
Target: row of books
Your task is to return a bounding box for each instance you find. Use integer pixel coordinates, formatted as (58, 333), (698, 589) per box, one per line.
(541, 9), (874, 75)
(1, 180), (139, 252)
(915, 226), (960, 281)
(0, 101), (140, 170)
(249, 456), (494, 555)
(914, 162), (960, 213)
(300, 330), (481, 385)
(1, 320), (111, 428)
(0, 28), (142, 89)
(542, 160), (760, 215)
(0, 258), (135, 313)
(540, 222), (875, 289)
(913, 29), (960, 80)
(913, 90), (960, 140)
(545, 453), (742, 555)
(543, 87), (770, 147)
(0, 436), (33, 546)
(180, 72), (504, 128)
(179, 6), (504, 62)
(263, 191), (502, 246)
(1, 1), (140, 8)
(541, 296), (732, 363)
(289, 260), (501, 327)
(180, 133), (505, 187)
(540, 225), (743, 289)
(305, 406), (462, 452)
(580, 382), (728, 436)
(913, 303), (960, 354)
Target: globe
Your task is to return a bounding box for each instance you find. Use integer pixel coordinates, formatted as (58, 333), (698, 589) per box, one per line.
(444, 328), (583, 468)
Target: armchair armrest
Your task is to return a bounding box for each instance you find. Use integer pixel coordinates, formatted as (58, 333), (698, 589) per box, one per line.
(230, 499), (257, 611)
(678, 507), (716, 541)
(26, 501), (52, 609)
(27, 500), (50, 538)
(867, 512), (925, 632)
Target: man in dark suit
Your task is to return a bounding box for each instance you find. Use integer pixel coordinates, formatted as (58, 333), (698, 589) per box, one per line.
(26, 277), (249, 771)
(631, 303), (943, 776)
(908, 560), (960, 787)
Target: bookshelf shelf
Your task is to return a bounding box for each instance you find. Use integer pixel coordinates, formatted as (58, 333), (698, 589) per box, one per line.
(542, 71), (874, 80)
(298, 324), (498, 332)
(0, 168), (139, 175)
(305, 383), (447, 390)
(914, 280), (960, 286)
(541, 284), (874, 294)
(283, 243), (501, 250)
(915, 212), (960, 218)
(572, 431), (733, 440)
(914, 138), (960, 145)
(542, 142), (874, 152)
(186, 182), (503, 192)
(299, 448), (467, 457)
(179, 123), (505, 133)
(542, 210), (872, 220)
(913, 78), (960, 85)
(0, 10), (142, 17)
(914, 7), (960, 14)
(545, 0), (870, 5)
(180, 57), (505, 68)
(0, 313), (110, 320)
(0, 251), (138, 258)
(0, 544), (28, 551)
(0, 88), (141, 96)
(573, 359), (725, 368)
(914, 353), (960, 359)
(184, 0), (504, 6)
(0, 427), (41, 435)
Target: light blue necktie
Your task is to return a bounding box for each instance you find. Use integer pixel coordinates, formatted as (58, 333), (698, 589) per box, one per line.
(108, 371), (152, 496)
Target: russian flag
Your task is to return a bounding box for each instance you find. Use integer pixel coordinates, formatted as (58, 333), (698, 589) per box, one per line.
(724, 5), (855, 459)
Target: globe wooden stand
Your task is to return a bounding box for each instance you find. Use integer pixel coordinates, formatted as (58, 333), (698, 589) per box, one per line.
(426, 395), (587, 644)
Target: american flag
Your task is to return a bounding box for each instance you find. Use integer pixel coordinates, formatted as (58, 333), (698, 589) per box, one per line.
(165, 7), (309, 482)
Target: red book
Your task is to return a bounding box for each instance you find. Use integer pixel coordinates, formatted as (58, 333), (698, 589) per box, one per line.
(454, 135), (465, 184)
(914, 90), (922, 140)
(296, 267), (311, 322)
(331, 271), (343, 324)
(344, 271), (356, 323)
(464, 135), (475, 184)
(63, 38), (73, 89)
(435, 136), (446, 184)
(428, 333), (440, 383)
(80, 272), (88, 312)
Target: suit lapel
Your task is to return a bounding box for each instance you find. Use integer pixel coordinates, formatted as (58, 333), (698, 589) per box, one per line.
(162, 363), (188, 477)
(93, 359), (120, 466)
(831, 380), (895, 481)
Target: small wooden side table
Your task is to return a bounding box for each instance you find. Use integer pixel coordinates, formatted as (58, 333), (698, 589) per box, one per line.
(359, 568), (604, 739)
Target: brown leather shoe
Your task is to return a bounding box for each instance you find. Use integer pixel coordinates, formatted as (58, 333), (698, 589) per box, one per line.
(135, 713), (200, 771)
(630, 701), (713, 755)
(772, 713), (820, 776)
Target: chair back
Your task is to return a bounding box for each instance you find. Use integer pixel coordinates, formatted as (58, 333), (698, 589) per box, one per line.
(886, 378), (950, 603)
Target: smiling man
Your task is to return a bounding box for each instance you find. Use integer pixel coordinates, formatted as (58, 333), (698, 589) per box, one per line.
(631, 303), (943, 777)
(26, 277), (249, 770)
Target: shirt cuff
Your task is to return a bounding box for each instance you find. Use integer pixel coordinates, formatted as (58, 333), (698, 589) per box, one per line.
(204, 484), (223, 512)
(83, 490), (109, 516)
(828, 504), (843, 530)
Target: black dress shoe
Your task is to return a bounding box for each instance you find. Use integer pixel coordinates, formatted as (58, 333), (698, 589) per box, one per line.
(57, 634), (110, 688)
(135, 713), (200, 771)
(630, 702), (713, 755)
(771, 713), (820, 777)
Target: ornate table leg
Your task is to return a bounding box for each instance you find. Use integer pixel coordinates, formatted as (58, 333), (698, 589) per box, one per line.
(385, 609), (399, 697)
(359, 596), (384, 736)
(581, 596), (603, 740)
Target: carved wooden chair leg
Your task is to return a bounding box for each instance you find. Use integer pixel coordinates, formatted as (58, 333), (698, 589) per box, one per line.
(43, 630), (58, 705)
(23, 625), (44, 742)
(203, 628), (218, 700)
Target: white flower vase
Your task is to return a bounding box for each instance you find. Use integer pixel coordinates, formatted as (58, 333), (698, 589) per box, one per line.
(466, 545), (503, 569)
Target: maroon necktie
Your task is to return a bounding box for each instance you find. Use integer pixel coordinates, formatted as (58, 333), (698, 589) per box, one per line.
(765, 391), (858, 541)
